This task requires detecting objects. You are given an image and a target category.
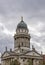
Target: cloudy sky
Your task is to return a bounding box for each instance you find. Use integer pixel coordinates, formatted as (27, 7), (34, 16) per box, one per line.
(0, 0), (45, 54)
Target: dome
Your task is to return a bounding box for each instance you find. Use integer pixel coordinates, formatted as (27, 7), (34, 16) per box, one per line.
(17, 21), (27, 29)
(17, 17), (27, 29)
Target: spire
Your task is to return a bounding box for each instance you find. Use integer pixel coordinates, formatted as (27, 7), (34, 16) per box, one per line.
(21, 16), (23, 21)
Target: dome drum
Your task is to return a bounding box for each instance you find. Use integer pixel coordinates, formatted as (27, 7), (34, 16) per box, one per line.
(14, 34), (30, 40)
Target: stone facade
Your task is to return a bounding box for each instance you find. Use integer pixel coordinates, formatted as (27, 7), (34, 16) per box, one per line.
(1, 17), (43, 65)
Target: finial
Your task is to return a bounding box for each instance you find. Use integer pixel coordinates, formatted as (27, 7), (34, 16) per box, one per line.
(41, 51), (43, 55)
(21, 16), (23, 21)
(32, 45), (35, 51)
(5, 46), (7, 51)
(32, 45), (34, 49)
(10, 48), (12, 52)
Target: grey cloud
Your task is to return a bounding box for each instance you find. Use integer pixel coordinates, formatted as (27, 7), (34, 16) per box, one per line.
(0, 0), (45, 16)
(0, 35), (14, 53)
(0, 0), (45, 53)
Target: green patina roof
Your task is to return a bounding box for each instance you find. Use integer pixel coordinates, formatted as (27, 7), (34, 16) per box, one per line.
(17, 20), (27, 29)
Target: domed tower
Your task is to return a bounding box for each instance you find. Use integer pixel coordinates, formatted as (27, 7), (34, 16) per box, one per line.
(14, 17), (31, 52)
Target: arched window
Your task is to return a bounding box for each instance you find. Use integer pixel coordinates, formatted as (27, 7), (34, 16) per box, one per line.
(22, 42), (23, 46)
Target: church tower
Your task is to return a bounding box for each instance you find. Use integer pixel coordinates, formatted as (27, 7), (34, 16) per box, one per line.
(14, 17), (31, 52)
(1, 17), (43, 65)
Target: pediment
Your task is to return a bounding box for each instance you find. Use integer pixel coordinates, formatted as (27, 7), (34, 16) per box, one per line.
(2, 52), (10, 57)
(25, 51), (41, 56)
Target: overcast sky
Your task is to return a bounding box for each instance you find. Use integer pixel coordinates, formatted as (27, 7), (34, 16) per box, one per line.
(0, 0), (45, 54)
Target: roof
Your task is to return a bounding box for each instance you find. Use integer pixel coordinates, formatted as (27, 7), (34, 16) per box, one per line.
(1, 49), (42, 60)
(17, 18), (27, 29)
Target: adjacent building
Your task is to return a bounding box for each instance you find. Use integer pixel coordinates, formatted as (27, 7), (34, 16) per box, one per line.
(43, 55), (45, 65)
(1, 17), (43, 65)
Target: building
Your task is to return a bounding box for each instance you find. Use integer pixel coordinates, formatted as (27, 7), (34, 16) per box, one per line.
(1, 17), (43, 65)
(0, 63), (1, 65)
(43, 55), (45, 65)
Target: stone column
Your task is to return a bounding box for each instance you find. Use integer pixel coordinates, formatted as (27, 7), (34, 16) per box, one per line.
(32, 59), (33, 65)
(33, 59), (36, 65)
